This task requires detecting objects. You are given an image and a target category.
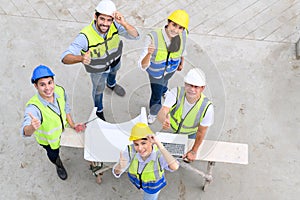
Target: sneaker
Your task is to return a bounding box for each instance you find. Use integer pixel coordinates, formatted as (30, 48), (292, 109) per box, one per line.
(107, 84), (126, 97)
(96, 111), (106, 121)
(162, 89), (170, 99)
(162, 93), (167, 99)
(147, 114), (157, 124)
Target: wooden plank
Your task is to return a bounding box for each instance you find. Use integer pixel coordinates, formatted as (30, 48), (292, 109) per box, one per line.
(188, 139), (248, 165)
(60, 127), (84, 148)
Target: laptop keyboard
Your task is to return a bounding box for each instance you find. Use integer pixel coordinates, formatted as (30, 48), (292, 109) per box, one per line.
(162, 142), (185, 156)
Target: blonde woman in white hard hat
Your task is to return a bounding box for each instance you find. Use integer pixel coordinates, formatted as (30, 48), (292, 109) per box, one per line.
(138, 10), (189, 125)
(113, 123), (179, 200)
(157, 68), (214, 162)
(61, 0), (139, 121)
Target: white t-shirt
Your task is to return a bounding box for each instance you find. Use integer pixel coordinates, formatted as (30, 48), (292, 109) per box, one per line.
(163, 88), (214, 127)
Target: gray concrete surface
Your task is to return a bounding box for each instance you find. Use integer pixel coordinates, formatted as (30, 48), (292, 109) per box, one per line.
(0, 0), (299, 199)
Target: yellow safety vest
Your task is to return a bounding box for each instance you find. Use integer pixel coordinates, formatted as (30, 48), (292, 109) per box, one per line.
(146, 29), (187, 78)
(170, 87), (212, 137)
(26, 85), (67, 149)
(80, 21), (123, 73)
(127, 144), (166, 194)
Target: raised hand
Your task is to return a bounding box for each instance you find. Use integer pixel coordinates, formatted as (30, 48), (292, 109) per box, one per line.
(113, 11), (125, 25)
(28, 112), (41, 130)
(82, 50), (91, 65)
(119, 151), (128, 169)
(148, 40), (155, 55)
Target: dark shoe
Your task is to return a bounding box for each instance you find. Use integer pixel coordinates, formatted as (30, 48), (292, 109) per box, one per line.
(55, 157), (68, 180)
(89, 162), (103, 176)
(107, 84), (126, 97)
(96, 111), (106, 121)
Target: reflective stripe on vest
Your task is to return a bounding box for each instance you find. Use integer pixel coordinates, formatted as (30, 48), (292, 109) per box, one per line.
(146, 29), (186, 79)
(127, 144), (167, 194)
(170, 87), (212, 136)
(26, 85), (67, 149)
(80, 21), (123, 73)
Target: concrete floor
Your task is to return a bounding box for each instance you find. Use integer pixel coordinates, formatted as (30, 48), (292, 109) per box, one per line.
(0, 0), (299, 199)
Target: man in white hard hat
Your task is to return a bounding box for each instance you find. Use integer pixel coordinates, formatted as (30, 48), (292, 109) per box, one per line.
(157, 68), (214, 162)
(61, 0), (139, 121)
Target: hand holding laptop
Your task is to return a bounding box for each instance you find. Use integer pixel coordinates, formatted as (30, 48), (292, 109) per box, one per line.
(183, 150), (197, 162)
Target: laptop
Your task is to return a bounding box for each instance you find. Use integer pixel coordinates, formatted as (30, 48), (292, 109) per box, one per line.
(156, 132), (188, 158)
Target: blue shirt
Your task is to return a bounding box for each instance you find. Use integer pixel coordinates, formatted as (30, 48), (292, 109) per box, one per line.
(21, 91), (71, 136)
(61, 21), (140, 60)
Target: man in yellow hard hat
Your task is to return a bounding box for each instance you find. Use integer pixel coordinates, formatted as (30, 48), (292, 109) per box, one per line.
(157, 68), (214, 162)
(138, 10), (189, 125)
(112, 122), (179, 200)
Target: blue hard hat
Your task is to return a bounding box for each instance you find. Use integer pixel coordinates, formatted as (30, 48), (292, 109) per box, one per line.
(31, 65), (55, 84)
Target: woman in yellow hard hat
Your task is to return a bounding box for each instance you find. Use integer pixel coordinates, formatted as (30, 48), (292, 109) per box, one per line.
(112, 122), (179, 200)
(138, 9), (189, 125)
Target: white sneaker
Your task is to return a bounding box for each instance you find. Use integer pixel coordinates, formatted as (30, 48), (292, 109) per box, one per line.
(147, 114), (157, 124)
(162, 89), (170, 99)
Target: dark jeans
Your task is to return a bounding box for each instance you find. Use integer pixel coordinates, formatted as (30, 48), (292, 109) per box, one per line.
(41, 144), (59, 164)
(148, 72), (175, 115)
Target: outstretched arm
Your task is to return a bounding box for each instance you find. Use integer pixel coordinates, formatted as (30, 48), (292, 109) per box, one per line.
(148, 135), (179, 171)
(183, 125), (208, 162)
(62, 50), (91, 65)
(114, 11), (139, 38)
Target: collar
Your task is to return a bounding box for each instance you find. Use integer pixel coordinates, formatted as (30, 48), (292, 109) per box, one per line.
(37, 92), (60, 107)
(162, 27), (171, 47)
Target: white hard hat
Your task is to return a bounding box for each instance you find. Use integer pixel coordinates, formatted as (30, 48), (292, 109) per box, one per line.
(184, 68), (206, 86)
(95, 0), (116, 17)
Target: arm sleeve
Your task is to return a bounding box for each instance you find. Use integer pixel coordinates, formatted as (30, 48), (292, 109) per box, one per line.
(61, 34), (88, 61)
(200, 104), (214, 127)
(64, 91), (71, 114)
(162, 87), (177, 108)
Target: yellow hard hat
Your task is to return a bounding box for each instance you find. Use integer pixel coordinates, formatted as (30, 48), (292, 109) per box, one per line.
(168, 10), (189, 30)
(129, 123), (153, 141)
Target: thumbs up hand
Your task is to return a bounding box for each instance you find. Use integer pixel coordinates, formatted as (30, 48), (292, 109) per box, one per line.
(28, 112), (41, 130)
(148, 40), (155, 55)
(119, 151), (128, 169)
(82, 50), (91, 65)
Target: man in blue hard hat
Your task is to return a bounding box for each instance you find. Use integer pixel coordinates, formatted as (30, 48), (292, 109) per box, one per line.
(21, 65), (86, 180)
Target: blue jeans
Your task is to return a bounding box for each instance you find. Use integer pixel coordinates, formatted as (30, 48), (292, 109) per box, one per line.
(90, 63), (120, 112)
(148, 72), (175, 115)
(143, 190), (160, 200)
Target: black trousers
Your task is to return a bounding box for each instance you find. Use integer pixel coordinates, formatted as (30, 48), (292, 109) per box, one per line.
(40, 144), (60, 164)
